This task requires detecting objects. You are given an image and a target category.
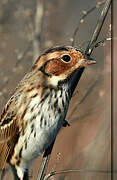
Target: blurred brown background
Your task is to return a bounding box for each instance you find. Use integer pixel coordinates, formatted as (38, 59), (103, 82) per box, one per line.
(0, 0), (111, 179)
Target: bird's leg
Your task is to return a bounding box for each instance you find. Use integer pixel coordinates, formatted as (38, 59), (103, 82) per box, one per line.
(62, 119), (70, 127)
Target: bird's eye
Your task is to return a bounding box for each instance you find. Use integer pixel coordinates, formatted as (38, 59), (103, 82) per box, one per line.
(61, 54), (71, 63)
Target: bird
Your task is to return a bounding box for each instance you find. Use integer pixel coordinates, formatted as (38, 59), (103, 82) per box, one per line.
(0, 45), (96, 180)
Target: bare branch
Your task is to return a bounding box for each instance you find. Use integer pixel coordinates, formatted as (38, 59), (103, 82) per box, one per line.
(94, 37), (111, 48)
(85, 0), (111, 55)
(44, 168), (113, 180)
(71, 0), (105, 46)
(36, 141), (55, 180)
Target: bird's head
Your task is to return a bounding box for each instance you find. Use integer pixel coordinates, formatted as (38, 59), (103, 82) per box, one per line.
(32, 46), (96, 87)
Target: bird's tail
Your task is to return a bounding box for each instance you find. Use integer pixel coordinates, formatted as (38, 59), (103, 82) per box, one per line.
(0, 168), (7, 180)
(0, 170), (3, 180)
(0, 143), (10, 170)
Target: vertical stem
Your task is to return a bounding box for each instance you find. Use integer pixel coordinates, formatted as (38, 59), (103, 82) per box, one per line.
(85, 0), (112, 55)
(36, 141), (55, 180)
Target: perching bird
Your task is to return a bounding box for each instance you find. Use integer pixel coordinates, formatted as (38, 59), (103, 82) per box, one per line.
(0, 46), (96, 180)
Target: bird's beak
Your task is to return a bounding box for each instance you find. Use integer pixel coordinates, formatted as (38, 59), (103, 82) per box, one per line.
(79, 58), (96, 66)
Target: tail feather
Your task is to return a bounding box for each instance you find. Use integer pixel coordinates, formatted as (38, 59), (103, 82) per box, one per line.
(0, 143), (10, 170)
(0, 168), (9, 180)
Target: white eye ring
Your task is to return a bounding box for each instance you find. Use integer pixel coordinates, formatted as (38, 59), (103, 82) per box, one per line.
(61, 54), (71, 63)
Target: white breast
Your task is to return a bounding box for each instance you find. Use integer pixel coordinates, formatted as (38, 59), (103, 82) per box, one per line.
(13, 85), (70, 167)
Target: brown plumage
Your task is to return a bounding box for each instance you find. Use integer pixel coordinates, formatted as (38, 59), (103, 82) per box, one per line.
(0, 46), (96, 180)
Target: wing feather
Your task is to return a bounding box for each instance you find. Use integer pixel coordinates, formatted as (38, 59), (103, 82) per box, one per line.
(0, 92), (20, 143)
(0, 96), (19, 169)
(0, 143), (11, 169)
(0, 117), (18, 143)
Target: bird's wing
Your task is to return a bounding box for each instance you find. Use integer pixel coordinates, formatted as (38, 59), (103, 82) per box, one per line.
(0, 96), (20, 169)
(0, 142), (11, 169)
(0, 134), (19, 170)
(0, 69), (40, 169)
(0, 96), (19, 143)
(0, 116), (18, 143)
(0, 72), (37, 142)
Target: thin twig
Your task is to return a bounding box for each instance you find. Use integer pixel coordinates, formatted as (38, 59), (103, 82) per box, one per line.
(80, 36), (111, 50)
(94, 37), (111, 48)
(44, 168), (114, 180)
(36, 141), (55, 180)
(36, 0), (111, 180)
(71, 0), (105, 46)
(85, 0), (111, 55)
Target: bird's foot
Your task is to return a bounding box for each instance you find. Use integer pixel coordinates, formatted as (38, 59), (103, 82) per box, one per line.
(62, 120), (70, 127)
